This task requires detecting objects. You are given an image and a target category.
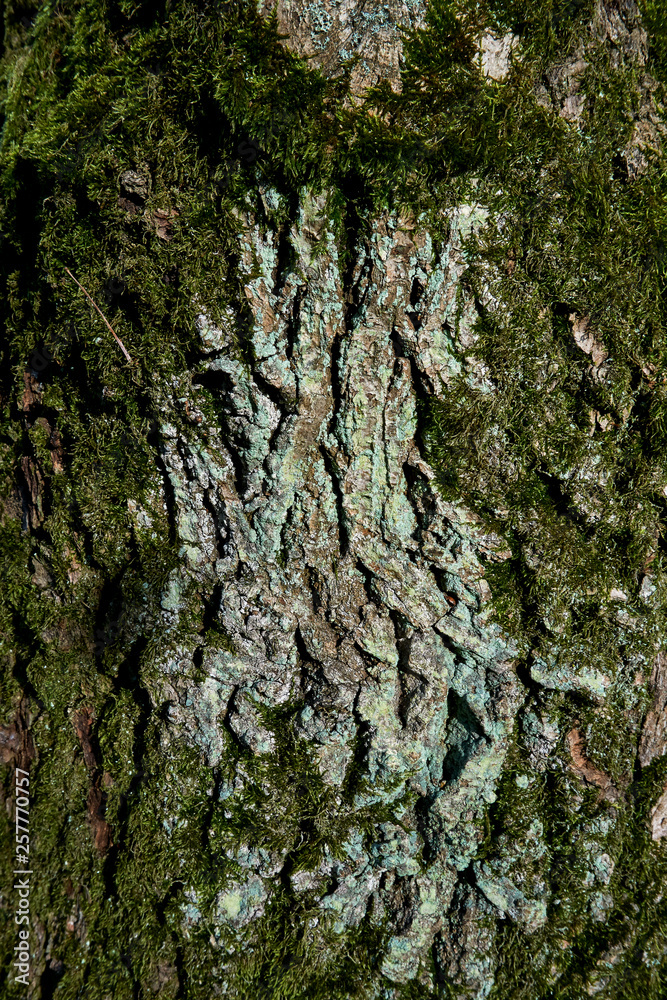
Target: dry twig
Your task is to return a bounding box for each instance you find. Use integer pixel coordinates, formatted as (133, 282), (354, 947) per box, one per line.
(64, 267), (133, 364)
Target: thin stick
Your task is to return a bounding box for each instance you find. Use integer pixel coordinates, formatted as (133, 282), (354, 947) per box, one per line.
(64, 267), (133, 364)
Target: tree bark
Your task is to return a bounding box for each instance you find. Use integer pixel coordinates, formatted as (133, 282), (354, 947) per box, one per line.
(1, 1), (667, 998)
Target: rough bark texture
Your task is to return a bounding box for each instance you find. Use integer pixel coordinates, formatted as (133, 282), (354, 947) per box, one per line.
(259, 0), (425, 93)
(2, 1), (667, 999)
(163, 196), (523, 980)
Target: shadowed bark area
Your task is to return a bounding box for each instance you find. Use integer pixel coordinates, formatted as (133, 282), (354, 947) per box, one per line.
(1, 1), (667, 998)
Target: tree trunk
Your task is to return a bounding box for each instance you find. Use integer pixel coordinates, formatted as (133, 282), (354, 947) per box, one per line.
(1, 1), (667, 998)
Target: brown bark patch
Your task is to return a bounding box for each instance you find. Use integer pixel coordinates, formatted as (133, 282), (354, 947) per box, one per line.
(72, 707), (113, 854)
(22, 372), (41, 412)
(87, 785), (113, 854)
(569, 313), (608, 368)
(151, 208), (179, 241)
(35, 417), (65, 473)
(566, 727), (618, 802)
(0, 699), (36, 770)
(19, 455), (44, 529)
(118, 195), (141, 214)
(639, 651), (667, 768)
(72, 707), (98, 773)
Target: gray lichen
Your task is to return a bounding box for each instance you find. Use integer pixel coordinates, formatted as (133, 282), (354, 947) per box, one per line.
(154, 191), (522, 984)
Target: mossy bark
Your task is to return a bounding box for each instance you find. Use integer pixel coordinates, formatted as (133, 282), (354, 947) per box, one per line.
(1, 1), (667, 998)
